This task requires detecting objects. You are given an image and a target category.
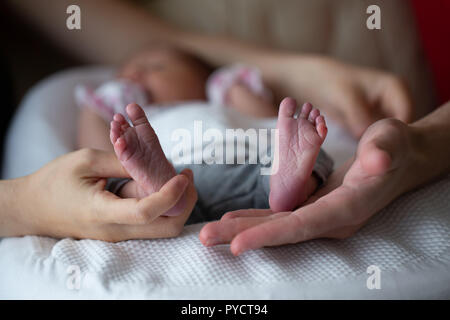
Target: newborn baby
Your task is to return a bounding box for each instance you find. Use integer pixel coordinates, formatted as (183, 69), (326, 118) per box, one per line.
(76, 46), (277, 127)
(76, 46), (333, 220)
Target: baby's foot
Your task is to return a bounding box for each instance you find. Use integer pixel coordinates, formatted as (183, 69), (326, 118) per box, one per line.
(110, 103), (183, 215)
(269, 98), (328, 212)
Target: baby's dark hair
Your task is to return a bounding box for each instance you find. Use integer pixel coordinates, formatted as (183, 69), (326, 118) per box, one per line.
(122, 43), (214, 83)
(172, 48), (215, 83)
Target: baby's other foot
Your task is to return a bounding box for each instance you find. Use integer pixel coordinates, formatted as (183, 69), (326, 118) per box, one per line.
(269, 98), (328, 212)
(110, 103), (184, 216)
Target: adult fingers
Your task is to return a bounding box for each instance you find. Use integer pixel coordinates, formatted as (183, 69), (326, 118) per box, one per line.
(379, 76), (414, 123)
(361, 71), (414, 123)
(221, 209), (273, 220)
(95, 173), (190, 225)
(96, 215), (188, 241)
(338, 88), (375, 138)
(199, 211), (289, 247)
(229, 191), (351, 255)
(105, 170), (196, 240)
(179, 168), (194, 184)
(137, 173), (192, 221)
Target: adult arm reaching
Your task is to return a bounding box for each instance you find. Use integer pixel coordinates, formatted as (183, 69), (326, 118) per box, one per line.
(199, 101), (450, 255)
(0, 148), (197, 241)
(7, 0), (414, 137)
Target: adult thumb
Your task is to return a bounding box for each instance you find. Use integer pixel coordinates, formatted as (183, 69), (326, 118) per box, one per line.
(76, 148), (131, 178)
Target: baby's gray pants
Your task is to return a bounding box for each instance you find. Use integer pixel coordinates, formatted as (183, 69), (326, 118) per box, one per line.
(107, 148), (333, 225)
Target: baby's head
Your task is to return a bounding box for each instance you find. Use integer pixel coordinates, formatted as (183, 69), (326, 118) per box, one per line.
(118, 46), (212, 104)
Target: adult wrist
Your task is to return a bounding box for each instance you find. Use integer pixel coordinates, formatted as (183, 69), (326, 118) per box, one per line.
(411, 122), (450, 181)
(0, 177), (30, 237)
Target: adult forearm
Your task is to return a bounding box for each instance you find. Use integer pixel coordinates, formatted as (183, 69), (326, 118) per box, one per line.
(177, 32), (284, 73)
(7, 0), (177, 64)
(8, 0), (298, 77)
(412, 101), (450, 179)
(0, 178), (30, 237)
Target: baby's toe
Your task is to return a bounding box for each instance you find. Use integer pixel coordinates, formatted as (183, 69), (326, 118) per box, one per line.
(114, 131), (138, 162)
(308, 108), (320, 124)
(126, 103), (148, 127)
(298, 102), (313, 119)
(315, 115), (328, 140)
(114, 113), (128, 125)
(114, 136), (128, 159)
(110, 120), (122, 144)
(278, 97), (297, 118)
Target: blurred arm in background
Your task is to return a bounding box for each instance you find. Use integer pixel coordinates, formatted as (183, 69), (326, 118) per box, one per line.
(7, 0), (415, 137)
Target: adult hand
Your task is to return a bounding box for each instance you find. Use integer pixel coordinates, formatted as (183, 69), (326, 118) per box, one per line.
(198, 163), (357, 256)
(3, 148), (197, 241)
(270, 55), (414, 137)
(199, 115), (439, 255)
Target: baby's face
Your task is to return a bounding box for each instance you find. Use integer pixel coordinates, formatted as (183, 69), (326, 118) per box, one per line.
(118, 48), (208, 104)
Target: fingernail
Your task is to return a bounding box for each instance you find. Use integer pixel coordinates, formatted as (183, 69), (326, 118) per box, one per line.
(205, 238), (221, 246)
(182, 169), (194, 182)
(178, 176), (189, 189)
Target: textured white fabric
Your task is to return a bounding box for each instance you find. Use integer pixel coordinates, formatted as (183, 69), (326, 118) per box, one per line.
(1, 67), (449, 299)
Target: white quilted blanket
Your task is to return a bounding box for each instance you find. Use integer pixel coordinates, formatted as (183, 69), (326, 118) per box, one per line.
(1, 67), (449, 299)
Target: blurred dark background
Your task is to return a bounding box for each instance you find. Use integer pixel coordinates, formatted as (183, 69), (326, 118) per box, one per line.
(0, 3), (79, 167)
(0, 3), (79, 110)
